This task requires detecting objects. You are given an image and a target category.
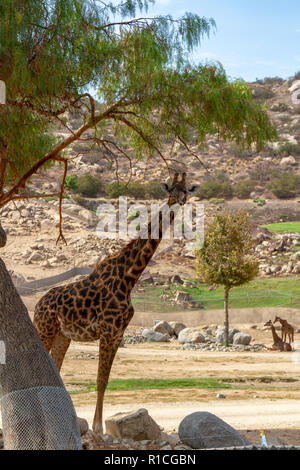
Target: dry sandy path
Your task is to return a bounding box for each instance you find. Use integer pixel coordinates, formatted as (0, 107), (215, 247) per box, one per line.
(75, 399), (300, 433)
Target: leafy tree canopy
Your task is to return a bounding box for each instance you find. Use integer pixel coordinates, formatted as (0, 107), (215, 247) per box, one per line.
(0, 0), (277, 212)
(195, 211), (259, 289)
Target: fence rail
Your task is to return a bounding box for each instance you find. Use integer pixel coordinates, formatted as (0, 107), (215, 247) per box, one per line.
(132, 290), (300, 313)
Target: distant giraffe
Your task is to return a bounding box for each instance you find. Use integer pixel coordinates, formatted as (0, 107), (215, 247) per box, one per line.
(264, 320), (292, 352)
(273, 316), (294, 347)
(33, 172), (198, 435)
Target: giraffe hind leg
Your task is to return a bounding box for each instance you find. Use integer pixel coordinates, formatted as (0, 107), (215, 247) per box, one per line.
(50, 332), (71, 371)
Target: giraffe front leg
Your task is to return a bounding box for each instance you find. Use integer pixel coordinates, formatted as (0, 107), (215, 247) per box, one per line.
(93, 334), (124, 436)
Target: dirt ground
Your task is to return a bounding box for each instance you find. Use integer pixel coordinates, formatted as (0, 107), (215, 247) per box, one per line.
(35, 320), (300, 447)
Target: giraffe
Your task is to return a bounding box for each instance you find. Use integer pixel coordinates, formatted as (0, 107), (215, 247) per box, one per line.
(33, 172), (198, 435)
(273, 316), (294, 347)
(264, 320), (292, 352)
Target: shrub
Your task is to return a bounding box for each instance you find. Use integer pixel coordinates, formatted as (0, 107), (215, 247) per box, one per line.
(145, 180), (165, 199)
(256, 77), (284, 85)
(105, 181), (128, 198)
(233, 180), (255, 199)
(126, 182), (146, 199)
(196, 180), (233, 199)
(252, 87), (275, 100)
(105, 181), (147, 199)
(65, 175), (78, 191)
(279, 142), (300, 156)
(268, 173), (300, 199)
(73, 174), (103, 197)
(271, 103), (289, 112)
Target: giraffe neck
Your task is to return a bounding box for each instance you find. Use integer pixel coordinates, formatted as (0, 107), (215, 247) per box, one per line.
(120, 200), (176, 290)
(271, 325), (280, 343)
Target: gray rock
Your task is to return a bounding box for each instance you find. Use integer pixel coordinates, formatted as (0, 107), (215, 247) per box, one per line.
(178, 412), (252, 449)
(178, 328), (206, 345)
(103, 434), (114, 444)
(233, 333), (252, 346)
(153, 321), (174, 336)
(77, 417), (89, 436)
(28, 252), (44, 262)
(105, 408), (161, 441)
(141, 329), (170, 342)
(168, 322), (186, 337)
(216, 327), (240, 344)
(216, 393), (226, 399)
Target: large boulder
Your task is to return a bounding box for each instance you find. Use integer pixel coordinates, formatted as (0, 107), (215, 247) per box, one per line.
(178, 328), (206, 344)
(178, 412), (252, 449)
(141, 329), (170, 342)
(153, 321), (174, 336)
(105, 409), (161, 441)
(168, 322), (186, 337)
(216, 327), (240, 344)
(280, 156), (296, 168)
(233, 333), (252, 346)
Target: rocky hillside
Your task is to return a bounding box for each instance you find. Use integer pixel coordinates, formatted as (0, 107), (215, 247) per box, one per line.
(28, 74), (300, 202)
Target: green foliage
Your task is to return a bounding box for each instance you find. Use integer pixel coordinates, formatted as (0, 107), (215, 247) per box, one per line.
(267, 173), (300, 199)
(105, 181), (147, 199)
(253, 198), (266, 206)
(196, 180), (233, 200)
(65, 175), (78, 191)
(74, 174), (103, 197)
(126, 182), (147, 199)
(233, 180), (255, 199)
(195, 211), (259, 289)
(105, 182), (129, 198)
(105, 179), (165, 199)
(0, 0), (278, 208)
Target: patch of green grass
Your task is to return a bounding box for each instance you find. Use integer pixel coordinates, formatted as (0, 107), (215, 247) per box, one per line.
(262, 222), (300, 235)
(68, 378), (233, 394)
(67, 376), (299, 395)
(132, 277), (300, 311)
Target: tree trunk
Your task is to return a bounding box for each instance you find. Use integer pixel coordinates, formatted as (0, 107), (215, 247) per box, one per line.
(224, 287), (230, 347)
(0, 235), (81, 449)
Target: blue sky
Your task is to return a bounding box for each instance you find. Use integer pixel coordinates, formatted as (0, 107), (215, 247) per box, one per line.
(145, 0), (300, 82)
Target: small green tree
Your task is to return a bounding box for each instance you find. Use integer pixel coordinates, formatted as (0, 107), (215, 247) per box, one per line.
(195, 211), (259, 346)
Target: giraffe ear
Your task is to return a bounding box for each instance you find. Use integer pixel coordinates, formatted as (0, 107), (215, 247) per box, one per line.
(161, 183), (170, 193)
(187, 185), (198, 194)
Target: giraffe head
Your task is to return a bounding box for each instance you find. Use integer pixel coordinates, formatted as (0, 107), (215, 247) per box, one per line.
(264, 320), (273, 328)
(161, 172), (198, 206)
(273, 316), (281, 324)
